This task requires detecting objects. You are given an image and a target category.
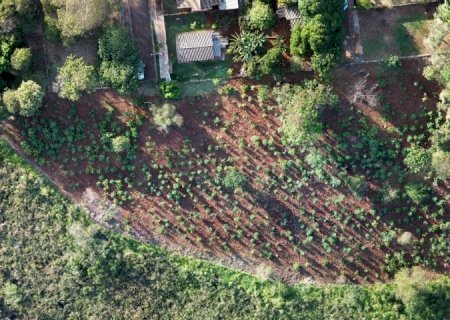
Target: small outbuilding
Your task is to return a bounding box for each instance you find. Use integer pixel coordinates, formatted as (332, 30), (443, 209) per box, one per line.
(177, 0), (239, 12)
(175, 30), (229, 63)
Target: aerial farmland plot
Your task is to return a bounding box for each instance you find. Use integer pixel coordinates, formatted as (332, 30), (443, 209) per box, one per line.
(0, 0), (449, 318)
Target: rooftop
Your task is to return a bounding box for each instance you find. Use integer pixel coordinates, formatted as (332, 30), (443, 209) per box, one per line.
(176, 30), (228, 63)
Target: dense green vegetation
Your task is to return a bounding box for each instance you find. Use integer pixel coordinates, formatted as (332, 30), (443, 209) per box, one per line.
(1, 139), (449, 319)
(0, 0), (36, 92)
(54, 54), (97, 101)
(247, 0), (276, 31)
(2, 80), (44, 116)
(290, 0), (345, 78)
(98, 26), (141, 95)
(276, 80), (338, 145)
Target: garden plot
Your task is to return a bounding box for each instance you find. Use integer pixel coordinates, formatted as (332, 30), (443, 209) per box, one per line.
(5, 59), (449, 284)
(359, 3), (437, 59)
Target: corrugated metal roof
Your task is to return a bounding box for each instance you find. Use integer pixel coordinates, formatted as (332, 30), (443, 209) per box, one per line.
(276, 6), (302, 28)
(176, 31), (215, 63)
(284, 7), (301, 21)
(177, 0), (219, 10)
(219, 0), (239, 10)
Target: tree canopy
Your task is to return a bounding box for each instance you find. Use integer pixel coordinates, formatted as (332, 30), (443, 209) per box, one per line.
(275, 80), (338, 146)
(247, 0), (276, 31)
(10, 47), (32, 71)
(98, 27), (141, 95)
(290, 0), (345, 77)
(41, 0), (110, 43)
(54, 54), (96, 101)
(2, 80), (44, 117)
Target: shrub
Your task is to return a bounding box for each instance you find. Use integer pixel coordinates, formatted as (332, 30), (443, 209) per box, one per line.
(404, 144), (431, 174)
(111, 135), (130, 153)
(10, 48), (32, 71)
(431, 150), (450, 180)
(247, 0), (276, 31)
(99, 61), (138, 95)
(43, 16), (60, 42)
(258, 40), (286, 76)
(159, 81), (181, 100)
(151, 103), (183, 132)
(0, 34), (17, 72)
(228, 31), (266, 63)
(311, 52), (337, 81)
(54, 55), (96, 101)
(357, 0), (373, 10)
(405, 183), (430, 205)
(257, 85), (270, 103)
(223, 168), (247, 191)
(289, 23), (303, 57)
(384, 55), (402, 68)
(347, 175), (368, 198)
(221, 85), (235, 96)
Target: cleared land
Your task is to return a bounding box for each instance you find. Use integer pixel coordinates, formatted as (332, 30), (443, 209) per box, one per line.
(359, 4), (437, 59)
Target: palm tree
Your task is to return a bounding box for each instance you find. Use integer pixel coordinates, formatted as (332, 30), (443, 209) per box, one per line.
(227, 31), (266, 62)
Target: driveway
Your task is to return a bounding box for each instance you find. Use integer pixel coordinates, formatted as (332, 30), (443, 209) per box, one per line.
(126, 0), (158, 82)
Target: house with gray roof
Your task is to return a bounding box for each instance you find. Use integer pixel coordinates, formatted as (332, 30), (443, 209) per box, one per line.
(176, 30), (229, 63)
(177, 0), (239, 12)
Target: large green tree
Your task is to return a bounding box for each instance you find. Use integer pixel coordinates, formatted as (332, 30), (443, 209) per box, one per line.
(247, 0), (276, 31)
(2, 80), (44, 117)
(275, 80), (338, 146)
(98, 27), (140, 95)
(54, 54), (96, 101)
(395, 268), (450, 320)
(10, 47), (32, 71)
(291, 0), (345, 77)
(0, 0), (35, 32)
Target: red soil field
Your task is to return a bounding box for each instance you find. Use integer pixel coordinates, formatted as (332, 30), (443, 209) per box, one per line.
(4, 59), (448, 284)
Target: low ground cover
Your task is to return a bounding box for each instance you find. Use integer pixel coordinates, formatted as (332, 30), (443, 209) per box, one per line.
(359, 4), (436, 59)
(171, 60), (230, 81)
(362, 0), (438, 8)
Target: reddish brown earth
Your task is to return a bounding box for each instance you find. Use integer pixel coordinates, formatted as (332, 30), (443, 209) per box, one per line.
(4, 59), (449, 284)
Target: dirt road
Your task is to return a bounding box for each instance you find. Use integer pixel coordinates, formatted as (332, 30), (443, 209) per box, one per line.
(126, 0), (158, 82)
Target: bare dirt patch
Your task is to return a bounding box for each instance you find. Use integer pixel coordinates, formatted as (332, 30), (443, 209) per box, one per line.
(359, 3), (437, 59)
